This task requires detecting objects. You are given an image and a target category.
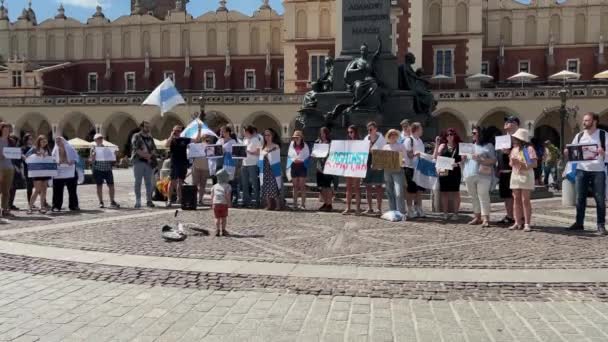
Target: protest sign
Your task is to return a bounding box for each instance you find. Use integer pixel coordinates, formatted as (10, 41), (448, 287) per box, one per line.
(2, 147), (22, 160)
(94, 147), (116, 162)
(371, 150), (401, 171)
(458, 143), (475, 156)
(231, 145), (247, 159)
(495, 135), (512, 150)
(188, 143), (206, 158)
(566, 143), (600, 162)
(55, 164), (76, 179)
(311, 143), (330, 158)
(435, 156), (455, 171)
(25, 155), (58, 178)
(205, 144), (223, 159)
(323, 140), (369, 178)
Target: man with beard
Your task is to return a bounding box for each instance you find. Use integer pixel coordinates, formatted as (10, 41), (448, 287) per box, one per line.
(131, 121), (158, 209)
(565, 112), (608, 235)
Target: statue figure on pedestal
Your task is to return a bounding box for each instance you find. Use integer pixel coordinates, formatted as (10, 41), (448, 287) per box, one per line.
(344, 36), (382, 111)
(398, 52), (436, 115)
(302, 57), (334, 109)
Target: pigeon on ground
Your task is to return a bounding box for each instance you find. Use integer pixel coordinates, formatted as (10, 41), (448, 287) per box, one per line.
(161, 210), (188, 242)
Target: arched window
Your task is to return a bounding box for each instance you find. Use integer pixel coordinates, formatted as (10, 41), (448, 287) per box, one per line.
(319, 9), (330, 37)
(28, 35), (36, 59)
(142, 31), (150, 56)
(181, 30), (190, 55)
(84, 34), (94, 59)
(525, 16), (536, 45)
(103, 32), (112, 56)
(47, 34), (55, 60)
(207, 29), (217, 55)
(161, 30), (170, 57)
(550, 14), (561, 43)
(250, 27), (260, 55)
(228, 28), (237, 54)
(271, 27), (281, 54)
(500, 17), (512, 45)
(122, 32), (131, 58)
(574, 13), (586, 43)
(428, 2), (442, 34)
(296, 10), (307, 38)
(65, 34), (75, 60)
(455, 2), (468, 33)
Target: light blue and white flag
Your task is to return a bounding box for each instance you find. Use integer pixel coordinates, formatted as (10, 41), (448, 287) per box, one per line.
(142, 78), (185, 116)
(222, 139), (237, 180)
(181, 118), (218, 139)
(259, 148), (282, 189)
(413, 153), (438, 190)
(286, 141), (310, 181)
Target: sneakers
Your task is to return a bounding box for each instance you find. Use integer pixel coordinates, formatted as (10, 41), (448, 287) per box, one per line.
(134, 202), (141, 209)
(597, 225), (607, 236)
(523, 224), (532, 232)
(99, 202), (105, 209)
(416, 206), (426, 218)
(146, 201), (155, 208)
(407, 207), (417, 219)
(442, 213), (449, 221)
(449, 213), (459, 221)
(110, 201), (120, 209)
(566, 223), (584, 231)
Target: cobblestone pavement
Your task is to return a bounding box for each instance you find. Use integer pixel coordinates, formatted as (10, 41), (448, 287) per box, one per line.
(0, 270), (608, 342)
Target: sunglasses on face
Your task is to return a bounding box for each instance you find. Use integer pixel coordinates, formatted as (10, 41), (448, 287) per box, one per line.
(472, 132), (478, 135)
(447, 133), (455, 136)
(348, 131), (355, 134)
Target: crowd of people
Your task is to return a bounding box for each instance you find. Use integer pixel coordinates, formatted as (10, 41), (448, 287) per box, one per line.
(0, 112), (605, 236)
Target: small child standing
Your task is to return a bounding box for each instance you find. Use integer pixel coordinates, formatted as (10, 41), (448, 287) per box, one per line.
(211, 169), (232, 236)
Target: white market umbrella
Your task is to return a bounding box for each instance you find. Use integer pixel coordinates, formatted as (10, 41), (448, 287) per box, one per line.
(594, 70), (608, 79)
(142, 78), (186, 116)
(431, 74), (451, 89)
(466, 73), (494, 83)
(549, 70), (580, 86)
(507, 72), (538, 88)
(68, 138), (92, 149)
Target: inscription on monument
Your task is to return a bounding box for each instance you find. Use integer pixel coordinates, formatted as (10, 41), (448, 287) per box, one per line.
(342, 0), (391, 55)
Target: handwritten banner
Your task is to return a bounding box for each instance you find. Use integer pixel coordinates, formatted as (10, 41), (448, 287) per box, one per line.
(3, 147), (22, 160)
(458, 143), (475, 156)
(371, 150), (401, 171)
(25, 155), (58, 178)
(495, 135), (512, 150)
(55, 164), (76, 179)
(323, 140), (369, 178)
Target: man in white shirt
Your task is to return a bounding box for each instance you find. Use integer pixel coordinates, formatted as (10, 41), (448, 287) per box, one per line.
(404, 122), (426, 218)
(241, 125), (261, 208)
(565, 112), (607, 235)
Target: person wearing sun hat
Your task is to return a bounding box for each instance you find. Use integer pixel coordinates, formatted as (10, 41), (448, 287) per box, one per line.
(496, 115), (520, 225)
(508, 128), (538, 232)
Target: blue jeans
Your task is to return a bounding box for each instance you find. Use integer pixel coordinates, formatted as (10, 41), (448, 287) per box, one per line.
(543, 164), (557, 186)
(133, 160), (154, 204)
(384, 170), (405, 213)
(241, 165), (260, 207)
(575, 170), (606, 226)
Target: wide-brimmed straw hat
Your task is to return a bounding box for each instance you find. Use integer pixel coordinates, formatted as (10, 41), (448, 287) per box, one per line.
(511, 128), (529, 143)
(385, 129), (400, 140)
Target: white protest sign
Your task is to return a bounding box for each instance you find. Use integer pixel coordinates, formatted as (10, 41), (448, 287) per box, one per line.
(231, 145), (247, 159)
(323, 140), (369, 178)
(2, 147), (22, 160)
(55, 164), (76, 179)
(205, 144), (223, 159)
(188, 143), (206, 159)
(458, 143), (475, 156)
(94, 147), (116, 162)
(311, 143), (330, 158)
(495, 135), (512, 150)
(26, 155), (58, 178)
(435, 156), (455, 171)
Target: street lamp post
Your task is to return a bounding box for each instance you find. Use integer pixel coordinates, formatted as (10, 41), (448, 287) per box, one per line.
(559, 88), (568, 152)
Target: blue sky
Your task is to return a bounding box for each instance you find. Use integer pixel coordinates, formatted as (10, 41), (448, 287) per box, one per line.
(6, 0), (284, 22)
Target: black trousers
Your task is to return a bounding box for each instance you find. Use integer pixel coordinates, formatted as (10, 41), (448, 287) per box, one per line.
(52, 174), (78, 210)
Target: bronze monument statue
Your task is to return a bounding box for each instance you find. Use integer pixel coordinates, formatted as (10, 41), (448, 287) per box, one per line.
(302, 57), (334, 109)
(398, 52), (437, 115)
(344, 36), (382, 111)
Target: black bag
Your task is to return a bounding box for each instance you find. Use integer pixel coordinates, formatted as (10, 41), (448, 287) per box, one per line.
(181, 185), (198, 210)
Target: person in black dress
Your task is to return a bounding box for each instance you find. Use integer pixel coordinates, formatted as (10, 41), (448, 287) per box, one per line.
(433, 128), (463, 220)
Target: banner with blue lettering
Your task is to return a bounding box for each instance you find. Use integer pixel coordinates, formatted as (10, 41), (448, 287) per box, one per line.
(26, 155), (58, 178)
(323, 140), (369, 178)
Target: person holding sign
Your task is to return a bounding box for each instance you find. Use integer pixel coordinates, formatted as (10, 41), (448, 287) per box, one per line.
(165, 124), (203, 208)
(240, 126), (261, 208)
(191, 135), (212, 206)
(564, 112), (608, 235)
(316, 127), (335, 212)
(382, 129), (407, 218)
(259, 128), (283, 210)
(343, 125), (362, 215)
(508, 129), (537, 232)
(496, 116), (520, 225)
(462, 127), (496, 228)
(0, 122), (14, 219)
(404, 122), (426, 218)
(51, 137), (80, 212)
(25, 135), (51, 214)
(287, 130), (310, 210)
(90, 134), (119, 209)
(363, 122), (385, 215)
(217, 125), (239, 207)
(433, 128), (463, 221)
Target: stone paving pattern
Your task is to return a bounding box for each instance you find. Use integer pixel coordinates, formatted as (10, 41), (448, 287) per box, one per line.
(1, 271), (608, 342)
